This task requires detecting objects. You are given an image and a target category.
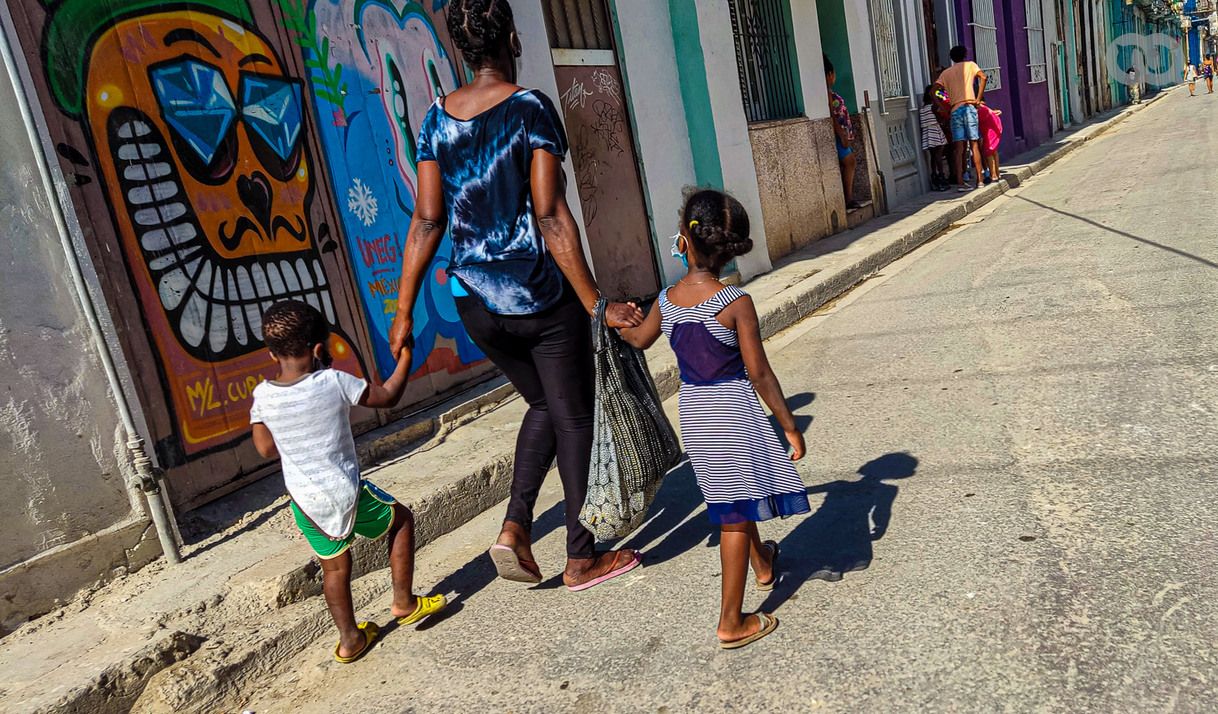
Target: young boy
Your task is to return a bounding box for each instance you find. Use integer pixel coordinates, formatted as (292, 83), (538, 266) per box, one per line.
(935, 45), (987, 192)
(250, 300), (446, 664)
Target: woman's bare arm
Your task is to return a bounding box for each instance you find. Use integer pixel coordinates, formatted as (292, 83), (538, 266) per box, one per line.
(389, 160), (446, 359)
(530, 150), (643, 328)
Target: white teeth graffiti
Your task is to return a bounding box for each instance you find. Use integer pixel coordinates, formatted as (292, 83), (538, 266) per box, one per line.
(110, 111), (337, 360)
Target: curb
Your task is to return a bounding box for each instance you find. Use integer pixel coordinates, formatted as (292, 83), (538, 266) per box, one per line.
(39, 93), (1167, 714)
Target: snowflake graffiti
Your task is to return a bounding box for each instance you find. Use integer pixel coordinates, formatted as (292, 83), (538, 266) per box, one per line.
(347, 178), (379, 227)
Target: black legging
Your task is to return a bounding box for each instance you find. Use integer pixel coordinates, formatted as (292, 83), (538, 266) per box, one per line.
(455, 289), (596, 559)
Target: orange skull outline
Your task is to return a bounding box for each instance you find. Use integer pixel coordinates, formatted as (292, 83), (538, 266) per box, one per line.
(85, 12), (340, 360)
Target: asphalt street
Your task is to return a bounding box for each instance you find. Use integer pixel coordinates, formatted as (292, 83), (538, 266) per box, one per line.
(242, 90), (1218, 713)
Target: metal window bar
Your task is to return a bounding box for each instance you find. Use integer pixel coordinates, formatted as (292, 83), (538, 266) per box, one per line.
(542, 0), (613, 50)
(969, 0), (1003, 90)
(871, 0), (906, 99)
(1026, 0), (1047, 84)
(728, 0), (802, 122)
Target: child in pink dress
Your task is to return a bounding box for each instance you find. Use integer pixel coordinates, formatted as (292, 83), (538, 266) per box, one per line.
(978, 103), (1003, 184)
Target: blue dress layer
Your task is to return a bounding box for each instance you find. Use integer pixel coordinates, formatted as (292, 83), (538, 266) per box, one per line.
(416, 90), (568, 315)
(660, 286), (811, 525)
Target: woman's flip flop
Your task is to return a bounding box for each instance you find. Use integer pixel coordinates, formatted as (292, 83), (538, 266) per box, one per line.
(396, 594), (449, 627)
(756, 540), (780, 591)
(566, 550), (643, 592)
(719, 613), (779, 650)
(488, 544), (543, 584)
(333, 621), (379, 664)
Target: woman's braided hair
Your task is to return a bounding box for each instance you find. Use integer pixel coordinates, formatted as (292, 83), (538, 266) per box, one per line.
(446, 0), (515, 69)
(682, 189), (753, 267)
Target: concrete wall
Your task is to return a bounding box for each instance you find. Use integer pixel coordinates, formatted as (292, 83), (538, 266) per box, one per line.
(613, 0), (699, 286)
(749, 117), (846, 261)
(0, 36), (154, 632)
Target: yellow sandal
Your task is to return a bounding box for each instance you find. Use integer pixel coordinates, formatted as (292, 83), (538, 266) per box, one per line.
(334, 621), (379, 664)
(397, 594), (448, 626)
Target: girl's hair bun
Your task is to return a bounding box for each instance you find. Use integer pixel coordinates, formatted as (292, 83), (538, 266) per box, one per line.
(682, 189), (753, 265)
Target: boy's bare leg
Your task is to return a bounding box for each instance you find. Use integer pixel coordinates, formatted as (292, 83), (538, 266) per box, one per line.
(953, 141), (965, 187)
(320, 552), (364, 658)
(842, 152), (857, 204)
(387, 503), (420, 618)
(970, 141), (984, 187)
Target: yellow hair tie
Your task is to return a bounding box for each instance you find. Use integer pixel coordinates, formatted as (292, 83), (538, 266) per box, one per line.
(689, 220), (699, 229)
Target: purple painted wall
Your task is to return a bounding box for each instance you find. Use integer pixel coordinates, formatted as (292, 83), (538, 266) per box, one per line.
(954, 0), (1054, 156)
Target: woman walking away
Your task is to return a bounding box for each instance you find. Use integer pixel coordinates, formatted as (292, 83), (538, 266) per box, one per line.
(390, 0), (644, 591)
(1204, 55), (1215, 94)
(621, 190), (810, 650)
(1186, 62), (1198, 96)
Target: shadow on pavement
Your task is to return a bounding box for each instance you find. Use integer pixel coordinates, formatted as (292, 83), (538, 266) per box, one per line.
(1013, 195), (1218, 270)
(759, 452), (919, 614)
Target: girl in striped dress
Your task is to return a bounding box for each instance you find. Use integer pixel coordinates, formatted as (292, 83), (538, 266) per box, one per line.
(620, 190), (810, 649)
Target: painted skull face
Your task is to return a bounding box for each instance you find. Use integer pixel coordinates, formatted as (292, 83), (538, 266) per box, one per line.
(85, 13), (335, 360)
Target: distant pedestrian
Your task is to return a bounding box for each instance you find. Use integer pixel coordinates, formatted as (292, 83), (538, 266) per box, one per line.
(978, 102), (1003, 184)
(1203, 55), (1215, 94)
(936, 45), (988, 193)
(825, 56), (861, 210)
(620, 190), (810, 650)
(1186, 62), (1198, 96)
(921, 85), (950, 191)
(1126, 67), (1141, 105)
(250, 301), (447, 664)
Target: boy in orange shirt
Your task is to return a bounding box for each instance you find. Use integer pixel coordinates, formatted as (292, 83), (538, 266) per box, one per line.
(935, 45), (988, 192)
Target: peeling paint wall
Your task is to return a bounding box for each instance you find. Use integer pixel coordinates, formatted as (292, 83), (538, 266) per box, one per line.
(0, 61), (135, 573)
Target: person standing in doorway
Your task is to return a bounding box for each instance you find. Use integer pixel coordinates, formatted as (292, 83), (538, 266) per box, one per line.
(1126, 66), (1141, 105)
(1185, 61), (1198, 96)
(825, 57), (861, 210)
(935, 45), (987, 193)
(390, 0), (645, 591)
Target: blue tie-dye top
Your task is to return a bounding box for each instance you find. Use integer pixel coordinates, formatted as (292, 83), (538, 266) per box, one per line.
(416, 89), (569, 315)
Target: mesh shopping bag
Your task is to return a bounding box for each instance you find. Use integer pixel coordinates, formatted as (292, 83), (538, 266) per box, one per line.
(579, 299), (682, 541)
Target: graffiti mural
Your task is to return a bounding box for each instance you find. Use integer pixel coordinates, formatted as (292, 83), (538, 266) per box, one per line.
(9, 0), (492, 507)
(283, 0), (484, 381)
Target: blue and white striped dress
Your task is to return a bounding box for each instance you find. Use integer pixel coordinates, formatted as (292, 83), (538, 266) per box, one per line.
(660, 286), (811, 525)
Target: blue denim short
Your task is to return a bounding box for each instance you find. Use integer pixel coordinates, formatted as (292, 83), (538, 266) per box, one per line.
(950, 105), (980, 142)
(836, 139), (853, 161)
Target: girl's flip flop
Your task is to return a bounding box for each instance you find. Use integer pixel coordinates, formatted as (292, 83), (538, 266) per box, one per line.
(488, 544), (543, 584)
(566, 550), (642, 592)
(333, 621), (379, 664)
(396, 594), (448, 627)
(756, 540), (780, 591)
(719, 613), (779, 650)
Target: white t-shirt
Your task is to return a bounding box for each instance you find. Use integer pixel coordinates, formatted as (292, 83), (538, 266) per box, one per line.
(250, 369), (368, 539)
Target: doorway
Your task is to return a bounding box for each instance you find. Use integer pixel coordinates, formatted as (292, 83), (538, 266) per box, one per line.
(540, 0), (661, 301)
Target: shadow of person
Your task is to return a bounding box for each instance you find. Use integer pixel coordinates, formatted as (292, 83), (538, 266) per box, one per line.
(758, 452), (918, 613)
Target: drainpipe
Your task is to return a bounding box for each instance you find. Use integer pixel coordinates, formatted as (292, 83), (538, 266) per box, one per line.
(0, 21), (183, 563)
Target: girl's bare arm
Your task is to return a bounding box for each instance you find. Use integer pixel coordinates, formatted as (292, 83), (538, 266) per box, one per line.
(728, 297), (806, 460)
(619, 301), (662, 349)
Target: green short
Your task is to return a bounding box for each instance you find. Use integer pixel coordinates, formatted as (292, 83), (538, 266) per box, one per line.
(291, 481), (397, 559)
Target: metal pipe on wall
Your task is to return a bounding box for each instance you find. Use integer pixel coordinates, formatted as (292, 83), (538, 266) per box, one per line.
(0, 15), (183, 564)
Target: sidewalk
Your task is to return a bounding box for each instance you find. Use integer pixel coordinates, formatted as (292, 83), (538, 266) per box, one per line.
(0, 91), (1172, 714)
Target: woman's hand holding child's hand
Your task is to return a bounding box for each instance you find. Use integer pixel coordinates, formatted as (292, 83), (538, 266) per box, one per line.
(786, 429), (806, 462)
(606, 301), (645, 329)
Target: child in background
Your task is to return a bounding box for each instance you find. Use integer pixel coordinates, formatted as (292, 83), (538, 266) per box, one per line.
(978, 102), (1003, 185)
(920, 85), (950, 191)
(621, 190), (810, 650)
(825, 56), (861, 210)
(1186, 62), (1198, 96)
(250, 300), (447, 664)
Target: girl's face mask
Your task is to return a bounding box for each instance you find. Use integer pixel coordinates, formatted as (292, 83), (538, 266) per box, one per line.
(670, 233), (688, 269)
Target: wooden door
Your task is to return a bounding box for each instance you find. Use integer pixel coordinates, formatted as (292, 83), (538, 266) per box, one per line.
(541, 1), (660, 301)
